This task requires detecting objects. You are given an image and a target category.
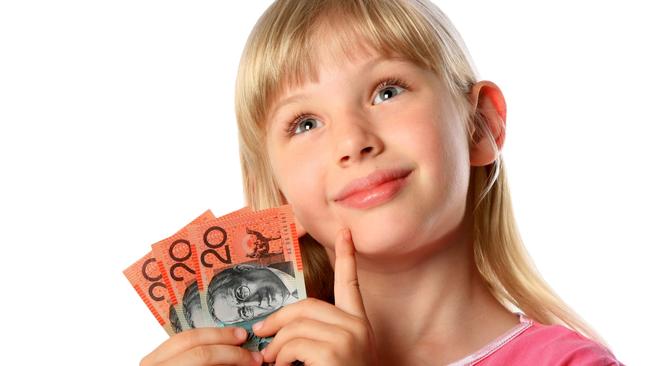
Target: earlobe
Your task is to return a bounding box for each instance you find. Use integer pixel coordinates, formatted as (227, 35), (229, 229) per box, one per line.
(468, 80), (507, 167)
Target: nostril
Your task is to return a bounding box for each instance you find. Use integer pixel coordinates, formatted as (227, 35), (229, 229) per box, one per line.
(361, 146), (373, 154)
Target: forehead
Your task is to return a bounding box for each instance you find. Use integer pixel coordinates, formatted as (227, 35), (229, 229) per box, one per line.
(263, 16), (408, 117)
(277, 44), (373, 89)
(213, 292), (240, 322)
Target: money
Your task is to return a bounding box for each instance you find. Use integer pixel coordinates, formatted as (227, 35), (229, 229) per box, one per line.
(151, 210), (215, 330)
(123, 205), (305, 355)
(151, 208), (250, 330)
(122, 252), (183, 336)
(189, 205), (306, 351)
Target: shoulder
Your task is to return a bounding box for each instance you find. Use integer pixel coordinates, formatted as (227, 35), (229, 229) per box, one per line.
(477, 321), (624, 366)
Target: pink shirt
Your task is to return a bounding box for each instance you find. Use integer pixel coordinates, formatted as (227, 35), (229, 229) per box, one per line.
(448, 312), (624, 366)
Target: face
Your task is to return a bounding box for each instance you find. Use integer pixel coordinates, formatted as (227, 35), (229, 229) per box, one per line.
(184, 282), (213, 328)
(211, 266), (290, 324)
(265, 39), (474, 267)
(188, 301), (212, 328)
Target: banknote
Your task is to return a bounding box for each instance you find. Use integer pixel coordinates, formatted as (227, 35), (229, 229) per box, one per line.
(188, 205), (306, 352)
(124, 205), (306, 358)
(152, 208), (250, 330)
(150, 210), (215, 330)
(123, 252), (182, 336)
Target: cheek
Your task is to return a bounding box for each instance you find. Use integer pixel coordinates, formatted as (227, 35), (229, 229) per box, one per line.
(273, 147), (326, 205)
(271, 145), (344, 248)
(393, 104), (469, 195)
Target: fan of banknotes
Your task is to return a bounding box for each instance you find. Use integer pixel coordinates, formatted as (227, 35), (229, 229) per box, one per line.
(123, 205), (307, 354)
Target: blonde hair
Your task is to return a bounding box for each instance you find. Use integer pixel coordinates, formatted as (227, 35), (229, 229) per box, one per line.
(234, 0), (609, 348)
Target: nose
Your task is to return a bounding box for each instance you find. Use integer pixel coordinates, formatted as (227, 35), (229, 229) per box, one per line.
(334, 112), (384, 166)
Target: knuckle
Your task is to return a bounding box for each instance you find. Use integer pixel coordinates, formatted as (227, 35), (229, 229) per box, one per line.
(298, 298), (321, 315)
(302, 297), (319, 308)
(293, 317), (310, 328)
(190, 345), (213, 364)
(235, 346), (252, 365)
(339, 329), (355, 344)
(181, 329), (202, 348)
(334, 329), (355, 352)
(319, 345), (338, 362)
(350, 319), (370, 340)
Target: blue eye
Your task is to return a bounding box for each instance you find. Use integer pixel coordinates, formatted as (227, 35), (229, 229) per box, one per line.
(287, 114), (323, 136)
(372, 85), (406, 104)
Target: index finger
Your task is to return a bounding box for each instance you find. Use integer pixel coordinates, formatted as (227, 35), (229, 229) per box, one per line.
(334, 228), (366, 318)
(141, 327), (248, 365)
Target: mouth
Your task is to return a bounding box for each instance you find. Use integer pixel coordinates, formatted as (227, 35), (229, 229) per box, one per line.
(333, 168), (412, 210)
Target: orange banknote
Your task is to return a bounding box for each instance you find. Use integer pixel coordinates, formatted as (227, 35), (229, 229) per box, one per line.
(189, 205), (306, 352)
(123, 204), (306, 359)
(152, 208), (250, 330)
(123, 252), (182, 336)
(151, 210), (214, 330)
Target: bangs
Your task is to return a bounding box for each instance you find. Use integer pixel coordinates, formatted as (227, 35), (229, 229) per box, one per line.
(236, 0), (451, 132)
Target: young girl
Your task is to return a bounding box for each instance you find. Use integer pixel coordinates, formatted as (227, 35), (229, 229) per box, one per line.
(141, 1), (623, 365)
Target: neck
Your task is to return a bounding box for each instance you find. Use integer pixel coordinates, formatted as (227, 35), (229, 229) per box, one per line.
(325, 215), (519, 365)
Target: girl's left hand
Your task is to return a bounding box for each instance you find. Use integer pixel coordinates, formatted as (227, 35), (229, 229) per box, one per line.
(252, 228), (379, 366)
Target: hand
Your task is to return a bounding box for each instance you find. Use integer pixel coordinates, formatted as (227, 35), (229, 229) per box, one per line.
(140, 327), (263, 366)
(252, 228), (379, 366)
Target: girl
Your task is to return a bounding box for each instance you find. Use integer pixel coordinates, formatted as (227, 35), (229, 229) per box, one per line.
(141, 0), (623, 365)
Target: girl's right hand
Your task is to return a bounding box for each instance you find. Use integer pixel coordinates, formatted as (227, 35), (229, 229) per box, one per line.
(140, 327), (263, 366)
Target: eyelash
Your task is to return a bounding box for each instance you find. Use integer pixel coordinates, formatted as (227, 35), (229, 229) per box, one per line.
(284, 76), (410, 137)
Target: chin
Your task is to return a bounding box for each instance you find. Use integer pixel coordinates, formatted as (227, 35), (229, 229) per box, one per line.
(346, 207), (425, 254)
(355, 224), (419, 255)
(349, 201), (462, 259)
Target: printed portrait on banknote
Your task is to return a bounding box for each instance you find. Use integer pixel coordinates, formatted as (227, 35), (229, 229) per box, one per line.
(182, 281), (215, 328)
(206, 261), (299, 325)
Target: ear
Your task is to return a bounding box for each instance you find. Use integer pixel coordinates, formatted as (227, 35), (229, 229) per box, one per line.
(468, 81), (507, 167)
(279, 191), (308, 238)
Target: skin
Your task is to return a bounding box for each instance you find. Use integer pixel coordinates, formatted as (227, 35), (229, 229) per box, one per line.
(140, 326), (261, 366)
(258, 36), (516, 365)
(140, 31), (513, 366)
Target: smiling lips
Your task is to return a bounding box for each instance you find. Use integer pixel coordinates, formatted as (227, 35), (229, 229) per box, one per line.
(333, 168), (412, 209)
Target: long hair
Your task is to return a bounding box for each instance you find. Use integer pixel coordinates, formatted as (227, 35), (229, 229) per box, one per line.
(234, 0), (609, 348)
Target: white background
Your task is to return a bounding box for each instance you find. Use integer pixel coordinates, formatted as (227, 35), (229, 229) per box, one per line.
(0, 1), (647, 364)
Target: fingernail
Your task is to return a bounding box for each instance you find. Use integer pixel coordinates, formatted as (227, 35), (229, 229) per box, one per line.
(235, 327), (247, 340)
(251, 351), (263, 365)
(252, 320), (264, 332)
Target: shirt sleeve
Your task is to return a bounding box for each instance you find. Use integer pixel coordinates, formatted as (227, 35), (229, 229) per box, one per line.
(553, 341), (624, 366)
(476, 323), (625, 366)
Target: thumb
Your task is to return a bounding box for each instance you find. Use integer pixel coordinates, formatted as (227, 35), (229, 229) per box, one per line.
(334, 228), (366, 318)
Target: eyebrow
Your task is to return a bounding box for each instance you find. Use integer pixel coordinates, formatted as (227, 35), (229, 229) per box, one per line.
(268, 55), (407, 123)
